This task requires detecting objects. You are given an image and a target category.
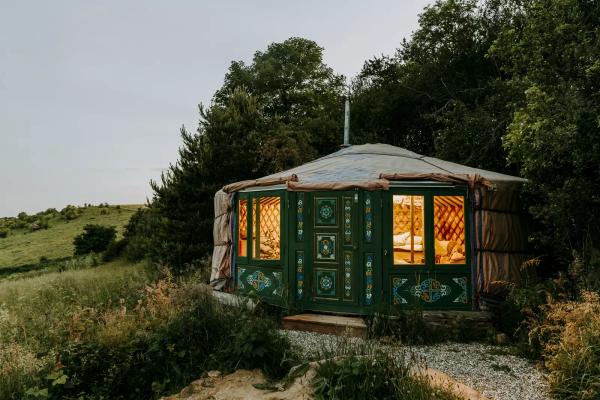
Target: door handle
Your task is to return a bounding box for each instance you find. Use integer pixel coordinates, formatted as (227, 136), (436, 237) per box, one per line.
(384, 249), (388, 256)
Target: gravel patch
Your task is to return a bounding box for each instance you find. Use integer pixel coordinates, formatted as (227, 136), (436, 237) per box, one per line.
(281, 330), (550, 400)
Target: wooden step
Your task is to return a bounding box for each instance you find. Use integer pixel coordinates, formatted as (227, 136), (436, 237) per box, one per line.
(282, 313), (367, 338)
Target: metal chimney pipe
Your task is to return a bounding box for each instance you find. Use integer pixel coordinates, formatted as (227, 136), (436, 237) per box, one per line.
(343, 97), (350, 147)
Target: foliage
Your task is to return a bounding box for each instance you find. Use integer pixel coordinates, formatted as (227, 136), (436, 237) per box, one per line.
(350, 0), (520, 173)
(0, 205), (137, 272)
(0, 261), (296, 399)
(312, 349), (460, 400)
(73, 224), (117, 256)
(102, 238), (128, 262)
(122, 208), (161, 261)
(0, 261), (151, 399)
(144, 38), (344, 270)
(367, 307), (433, 345)
(494, 0), (600, 265)
(529, 291), (600, 399)
(215, 37), (345, 162)
(60, 205), (79, 221)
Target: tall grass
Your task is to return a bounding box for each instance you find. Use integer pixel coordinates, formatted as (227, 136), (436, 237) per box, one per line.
(0, 261), (152, 399)
(311, 338), (460, 400)
(530, 291), (600, 399)
(0, 260), (151, 350)
(0, 261), (296, 399)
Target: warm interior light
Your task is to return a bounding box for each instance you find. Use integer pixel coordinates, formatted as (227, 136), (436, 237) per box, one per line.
(252, 196), (281, 260)
(238, 199), (248, 257)
(434, 196), (466, 264)
(392, 195), (425, 264)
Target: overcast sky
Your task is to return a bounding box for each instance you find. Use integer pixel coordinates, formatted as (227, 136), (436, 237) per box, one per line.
(0, 0), (431, 217)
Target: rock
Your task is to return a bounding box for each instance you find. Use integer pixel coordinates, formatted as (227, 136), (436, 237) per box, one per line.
(207, 370), (221, 378)
(494, 333), (510, 346)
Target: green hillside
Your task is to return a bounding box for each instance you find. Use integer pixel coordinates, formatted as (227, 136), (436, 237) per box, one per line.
(0, 204), (141, 271)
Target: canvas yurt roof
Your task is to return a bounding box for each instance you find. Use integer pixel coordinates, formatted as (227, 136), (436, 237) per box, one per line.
(223, 143), (525, 193)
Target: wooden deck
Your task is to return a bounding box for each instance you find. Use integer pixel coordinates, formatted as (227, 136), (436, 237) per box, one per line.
(282, 313), (367, 338)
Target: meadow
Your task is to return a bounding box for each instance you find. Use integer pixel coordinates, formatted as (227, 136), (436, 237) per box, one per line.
(0, 204), (139, 273)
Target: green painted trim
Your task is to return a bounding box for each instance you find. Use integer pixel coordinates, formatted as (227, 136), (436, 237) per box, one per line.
(382, 187), (472, 310)
(234, 186), (473, 313)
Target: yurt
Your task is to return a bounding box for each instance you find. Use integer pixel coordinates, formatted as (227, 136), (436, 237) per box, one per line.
(211, 144), (530, 314)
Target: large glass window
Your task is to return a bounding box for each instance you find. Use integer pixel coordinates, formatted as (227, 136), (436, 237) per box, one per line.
(237, 199), (248, 257)
(434, 196), (466, 264)
(251, 196), (281, 260)
(392, 195), (425, 264)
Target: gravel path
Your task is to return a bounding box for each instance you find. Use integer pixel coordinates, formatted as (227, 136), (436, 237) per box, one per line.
(282, 330), (551, 400)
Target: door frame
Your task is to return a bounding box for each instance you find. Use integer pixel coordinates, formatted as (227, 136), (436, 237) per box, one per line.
(382, 185), (472, 310)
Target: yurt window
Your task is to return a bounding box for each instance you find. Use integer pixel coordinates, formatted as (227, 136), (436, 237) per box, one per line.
(237, 199), (248, 257)
(251, 196), (281, 260)
(392, 195), (425, 265)
(434, 196), (466, 264)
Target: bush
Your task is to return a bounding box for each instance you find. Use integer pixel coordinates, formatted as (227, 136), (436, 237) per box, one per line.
(529, 291), (600, 399)
(43, 280), (295, 399)
(102, 239), (128, 262)
(73, 225), (117, 256)
(60, 205), (79, 221)
(0, 228), (8, 239)
(367, 307), (433, 344)
(312, 349), (459, 400)
(122, 208), (164, 262)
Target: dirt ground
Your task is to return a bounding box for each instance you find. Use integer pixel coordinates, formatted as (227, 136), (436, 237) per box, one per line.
(161, 363), (489, 400)
(161, 367), (316, 400)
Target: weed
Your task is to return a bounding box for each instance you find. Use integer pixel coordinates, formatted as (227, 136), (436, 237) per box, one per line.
(312, 345), (460, 400)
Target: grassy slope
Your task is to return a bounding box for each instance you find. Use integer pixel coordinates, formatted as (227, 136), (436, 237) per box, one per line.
(0, 259), (150, 314)
(0, 205), (141, 270)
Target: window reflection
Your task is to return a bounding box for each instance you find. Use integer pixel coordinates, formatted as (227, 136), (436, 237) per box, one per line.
(252, 197), (281, 260)
(434, 196), (466, 264)
(392, 195), (425, 264)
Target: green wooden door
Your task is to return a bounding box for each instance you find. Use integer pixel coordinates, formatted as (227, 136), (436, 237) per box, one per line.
(382, 187), (472, 310)
(291, 192), (359, 312)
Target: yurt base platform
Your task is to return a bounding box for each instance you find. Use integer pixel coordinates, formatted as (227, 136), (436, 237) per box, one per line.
(282, 313), (367, 338)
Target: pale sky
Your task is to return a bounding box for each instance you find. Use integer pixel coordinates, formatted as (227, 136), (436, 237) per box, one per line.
(0, 0), (431, 217)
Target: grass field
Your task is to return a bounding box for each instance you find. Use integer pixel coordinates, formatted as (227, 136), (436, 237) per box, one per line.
(0, 205), (141, 270)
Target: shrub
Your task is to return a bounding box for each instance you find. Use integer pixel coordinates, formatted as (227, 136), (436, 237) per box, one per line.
(0, 228), (8, 239)
(73, 225), (117, 256)
(312, 349), (460, 400)
(46, 280), (295, 399)
(367, 306), (443, 344)
(60, 205), (79, 221)
(529, 291), (600, 399)
(123, 208), (163, 262)
(102, 239), (128, 262)
(1, 265), (294, 399)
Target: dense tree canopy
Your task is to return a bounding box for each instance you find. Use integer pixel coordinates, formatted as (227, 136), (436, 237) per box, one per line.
(497, 0), (600, 259)
(138, 38), (345, 269)
(128, 0), (599, 280)
(351, 0), (521, 173)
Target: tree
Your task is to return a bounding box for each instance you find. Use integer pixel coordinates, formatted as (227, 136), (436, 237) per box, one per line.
(215, 37), (345, 166)
(137, 38), (346, 270)
(495, 0), (600, 263)
(351, 0), (520, 172)
(73, 224), (117, 256)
